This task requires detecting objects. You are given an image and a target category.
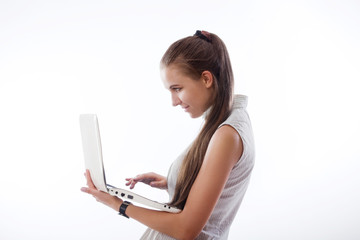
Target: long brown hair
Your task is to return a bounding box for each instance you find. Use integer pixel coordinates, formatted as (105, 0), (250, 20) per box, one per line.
(161, 31), (234, 209)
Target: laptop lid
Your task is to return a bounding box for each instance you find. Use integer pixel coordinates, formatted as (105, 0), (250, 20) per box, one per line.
(79, 114), (108, 192)
(79, 114), (181, 213)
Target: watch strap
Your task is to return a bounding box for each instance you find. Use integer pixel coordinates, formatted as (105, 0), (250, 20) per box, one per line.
(119, 201), (132, 218)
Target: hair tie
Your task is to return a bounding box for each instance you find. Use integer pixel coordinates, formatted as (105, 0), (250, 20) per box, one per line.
(194, 30), (212, 43)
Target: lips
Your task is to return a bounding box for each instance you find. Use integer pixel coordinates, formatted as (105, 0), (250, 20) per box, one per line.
(182, 106), (190, 112)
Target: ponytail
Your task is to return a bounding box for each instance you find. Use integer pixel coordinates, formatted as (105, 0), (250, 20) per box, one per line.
(161, 31), (234, 209)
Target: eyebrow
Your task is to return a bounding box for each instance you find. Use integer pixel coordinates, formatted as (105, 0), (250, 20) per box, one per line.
(169, 84), (181, 89)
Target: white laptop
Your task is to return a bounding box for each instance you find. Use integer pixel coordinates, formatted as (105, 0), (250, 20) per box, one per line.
(79, 114), (180, 213)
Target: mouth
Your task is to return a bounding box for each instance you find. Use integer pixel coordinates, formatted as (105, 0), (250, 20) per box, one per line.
(182, 106), (189, 112)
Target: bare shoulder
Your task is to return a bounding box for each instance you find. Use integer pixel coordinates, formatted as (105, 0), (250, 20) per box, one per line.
(215, 124), (242, 143)
(209, 124), (243, 164)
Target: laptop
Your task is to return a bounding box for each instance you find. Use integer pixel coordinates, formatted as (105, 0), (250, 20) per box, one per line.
(79, 114), (180, 213)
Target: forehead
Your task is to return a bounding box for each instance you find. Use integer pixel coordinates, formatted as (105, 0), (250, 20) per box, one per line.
(161, 64), (197, 88)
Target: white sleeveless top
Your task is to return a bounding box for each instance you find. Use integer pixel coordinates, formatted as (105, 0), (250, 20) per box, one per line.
(140, 95), (255, 240)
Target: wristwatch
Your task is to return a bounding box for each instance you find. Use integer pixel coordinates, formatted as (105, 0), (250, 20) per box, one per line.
(119, 201), (132, 218)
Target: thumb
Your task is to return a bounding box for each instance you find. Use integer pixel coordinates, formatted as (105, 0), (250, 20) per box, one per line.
(149, 180), (163, 188)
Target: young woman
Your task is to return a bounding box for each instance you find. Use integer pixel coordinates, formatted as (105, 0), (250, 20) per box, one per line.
(81, 30), (255, 240)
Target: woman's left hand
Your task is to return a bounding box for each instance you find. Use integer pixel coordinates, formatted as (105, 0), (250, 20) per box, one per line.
(81, 169), (122, 211)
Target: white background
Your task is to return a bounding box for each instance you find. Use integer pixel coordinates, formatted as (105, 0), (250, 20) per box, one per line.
(1, 0), (359, 239)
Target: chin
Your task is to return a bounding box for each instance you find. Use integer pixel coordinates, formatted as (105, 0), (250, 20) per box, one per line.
(188, 112), (202, 119)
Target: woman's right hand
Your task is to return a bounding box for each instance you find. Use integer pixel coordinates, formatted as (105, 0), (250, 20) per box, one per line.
(125, 172), (168, 190)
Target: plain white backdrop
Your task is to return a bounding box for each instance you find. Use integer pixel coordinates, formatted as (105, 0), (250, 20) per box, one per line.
(0, 0), (359, 239)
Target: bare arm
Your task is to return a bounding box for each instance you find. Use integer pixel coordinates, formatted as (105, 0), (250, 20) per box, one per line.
(81, 125), (243, 240)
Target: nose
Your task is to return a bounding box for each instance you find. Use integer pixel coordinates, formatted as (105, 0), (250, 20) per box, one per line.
(171, 94), (181, 107)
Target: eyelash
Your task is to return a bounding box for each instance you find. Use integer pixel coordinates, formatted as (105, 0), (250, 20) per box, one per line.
(172, 88), (181, 92)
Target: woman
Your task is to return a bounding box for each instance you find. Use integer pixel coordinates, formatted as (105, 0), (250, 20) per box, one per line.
(81, 30), (255, 240)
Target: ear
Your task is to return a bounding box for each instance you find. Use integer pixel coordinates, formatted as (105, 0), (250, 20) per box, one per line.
(201, 71), (214, 88)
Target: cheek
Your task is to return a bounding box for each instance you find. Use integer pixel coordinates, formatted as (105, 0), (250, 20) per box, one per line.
(180, 91), (196, 106)
(177, 91), (187, 102)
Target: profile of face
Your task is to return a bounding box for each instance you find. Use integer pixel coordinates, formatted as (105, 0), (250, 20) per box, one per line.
(161, 64), (215, 118)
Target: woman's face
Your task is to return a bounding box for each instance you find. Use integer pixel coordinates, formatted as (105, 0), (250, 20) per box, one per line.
(161, 64), (215, 118)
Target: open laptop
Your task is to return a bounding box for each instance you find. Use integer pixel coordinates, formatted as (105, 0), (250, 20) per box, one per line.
(79, 114), (180, 213)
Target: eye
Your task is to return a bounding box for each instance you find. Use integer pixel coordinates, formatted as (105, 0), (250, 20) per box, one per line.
(171, 87), (181, 93)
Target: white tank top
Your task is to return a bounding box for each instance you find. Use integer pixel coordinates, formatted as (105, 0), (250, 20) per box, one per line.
(140, 95), (255, 240)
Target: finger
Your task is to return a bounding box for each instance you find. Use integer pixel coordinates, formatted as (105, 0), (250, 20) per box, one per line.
(125, 181), (134, 187)
(85, 169), (96, 189)
(132, 175), (142, 181)
(125, 178), (134, 186)
(81, 187), (96, 195)
(126, 181), (137, 187)
(130, 180), (137, 189)
(149, 181), (158, 187)
(133, 173), (152, 181)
